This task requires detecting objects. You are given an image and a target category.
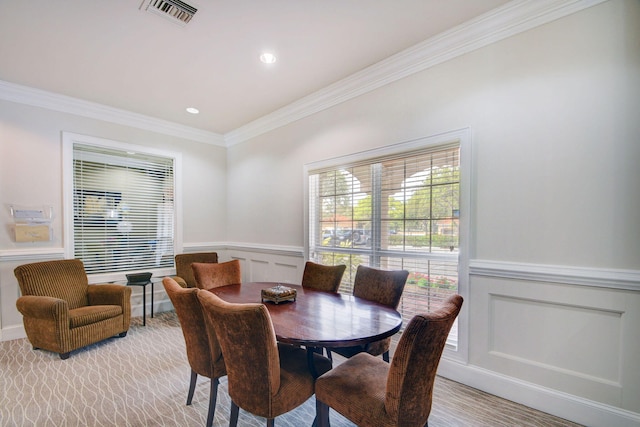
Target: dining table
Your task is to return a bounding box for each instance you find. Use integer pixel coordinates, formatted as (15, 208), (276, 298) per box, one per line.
(208, 281), (403, 377)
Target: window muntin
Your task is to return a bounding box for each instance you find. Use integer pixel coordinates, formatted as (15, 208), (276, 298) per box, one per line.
(308, 141), (462, 349)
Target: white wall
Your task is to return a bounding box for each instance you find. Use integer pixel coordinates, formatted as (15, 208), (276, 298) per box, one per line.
(224, 1), (640, 425)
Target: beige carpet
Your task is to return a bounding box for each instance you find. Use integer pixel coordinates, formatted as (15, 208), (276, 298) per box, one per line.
(0, 312), (582, 427)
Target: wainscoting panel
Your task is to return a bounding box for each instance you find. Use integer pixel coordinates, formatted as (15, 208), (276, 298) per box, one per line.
(469, 275), (639, 413)
(248, 258), (270, 280)
(226, 245), (304, 284)
(489, 294), (622, 384)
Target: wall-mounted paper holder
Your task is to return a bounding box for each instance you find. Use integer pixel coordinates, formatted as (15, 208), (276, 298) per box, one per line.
(10, 205), (53, 242)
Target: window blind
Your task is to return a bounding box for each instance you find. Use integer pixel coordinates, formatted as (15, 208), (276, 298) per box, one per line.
(72, 144), (175, 274)
(308, 143), (461, 347)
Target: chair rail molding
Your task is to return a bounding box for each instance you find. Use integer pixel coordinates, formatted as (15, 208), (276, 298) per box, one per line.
(469, 259), (640, 291)
(184, 242), (304, 259)
(0, 248), (65, 262)
(225, 242), (305, 258)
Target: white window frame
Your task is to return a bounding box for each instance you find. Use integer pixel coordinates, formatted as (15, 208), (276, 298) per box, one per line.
(62, 132), (183, 283)
(303, 128), (471, 362)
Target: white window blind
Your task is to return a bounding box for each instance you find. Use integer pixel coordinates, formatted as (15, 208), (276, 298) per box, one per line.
(72, 143), (175, 274)
(308, 141), (462, 348)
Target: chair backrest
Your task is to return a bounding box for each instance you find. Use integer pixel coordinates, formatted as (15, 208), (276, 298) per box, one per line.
(385, 294), (463, 424)
(174, 252), (219, 288)
(191, 259), (241, 291)
(197, 290), (281, 412)
(14, 259), (90, 309)
(301, 262), (346, 293)
(162, 277), (222, 378)
(352, 265), (409, 309)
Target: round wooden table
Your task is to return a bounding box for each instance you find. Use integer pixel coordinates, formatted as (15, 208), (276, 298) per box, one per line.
(209, 282), (403, 377)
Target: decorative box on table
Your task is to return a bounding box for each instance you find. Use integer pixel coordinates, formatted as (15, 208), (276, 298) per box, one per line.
(261, 284), (297, 304)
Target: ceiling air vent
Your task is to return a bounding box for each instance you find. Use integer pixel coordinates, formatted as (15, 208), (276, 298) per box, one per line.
(141, 0), (197, 26)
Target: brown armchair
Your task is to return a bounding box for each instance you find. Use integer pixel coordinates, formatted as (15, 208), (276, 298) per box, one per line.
(174, 252), (219, 288)
(191, 259), (241, 291)
(301, 261), (346, 293)
(315, 294), (463, 427)
(14, 259), (131, 360)
(162, 277), (226, 427)
(328, 265), (409, 362)
(196, 290), (332, 426)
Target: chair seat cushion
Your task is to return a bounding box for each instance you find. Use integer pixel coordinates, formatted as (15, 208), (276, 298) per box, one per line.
(316, 352), (392, 426)
(257, 343), (332, 418)
(69, 305), (123, 329)
(331, 336), (390, 358)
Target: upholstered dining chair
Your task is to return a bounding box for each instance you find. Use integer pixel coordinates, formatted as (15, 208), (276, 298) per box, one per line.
(174, 252), (219, 288)
(196, 290), (332, 427)
(191, 259), (241, 291)
(316, 294), (463, 427)
(162, 277), (226, 427)
(301, 261), (346, 293)
(327, 264), (409, 362)
(14, 259), (131, 359)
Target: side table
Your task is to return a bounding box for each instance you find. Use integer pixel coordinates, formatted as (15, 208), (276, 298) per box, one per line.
(126, 278), (154, 326)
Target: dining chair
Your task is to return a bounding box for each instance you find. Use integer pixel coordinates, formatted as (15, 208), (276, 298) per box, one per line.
(301, 261), (346, 293)
(162, 277), (226, 427)
(327, 264), (409, 362)
(196, 290), (332, 427)
(315, 294), (463, 427)
(300, 261), (347, 357)
(191, 259), (241, 291)
(174, 252), (219, 288)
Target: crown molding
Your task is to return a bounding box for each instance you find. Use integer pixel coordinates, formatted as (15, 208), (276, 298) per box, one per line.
(0, 80), (225, 146)
(224, 0), (608, 147)
(0, 0), (607, 148)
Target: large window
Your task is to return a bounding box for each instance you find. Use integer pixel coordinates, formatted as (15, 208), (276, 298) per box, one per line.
(63, 133), (181, 277)
(306, 131), (469, 351)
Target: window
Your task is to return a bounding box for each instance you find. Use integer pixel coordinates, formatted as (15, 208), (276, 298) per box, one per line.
(305, 130), (469, 352)
(63, 133), (181, 278)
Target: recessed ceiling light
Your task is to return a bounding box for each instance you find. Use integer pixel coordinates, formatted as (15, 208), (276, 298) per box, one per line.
(186, 107), (199, 114)
(259, 52), (276, 64)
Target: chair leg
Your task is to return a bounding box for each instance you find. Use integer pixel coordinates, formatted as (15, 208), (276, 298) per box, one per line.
(266, 419), (275, 427)
(206, 378), (219, 427)
(60, 352), (70, 360)
(230, 401), (240, 427)
(118, 331), (128, 338)
(316, 398), (330, 427)
(186, 369), (198, 405)
(383, 350), (390, 363)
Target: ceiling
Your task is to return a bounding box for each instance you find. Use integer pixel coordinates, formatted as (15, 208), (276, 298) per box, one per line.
(0, 0), (510, 137)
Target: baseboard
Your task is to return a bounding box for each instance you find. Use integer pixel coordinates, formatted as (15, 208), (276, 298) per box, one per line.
(438, 358), (640, 427)
(0, 324), (26, 342)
